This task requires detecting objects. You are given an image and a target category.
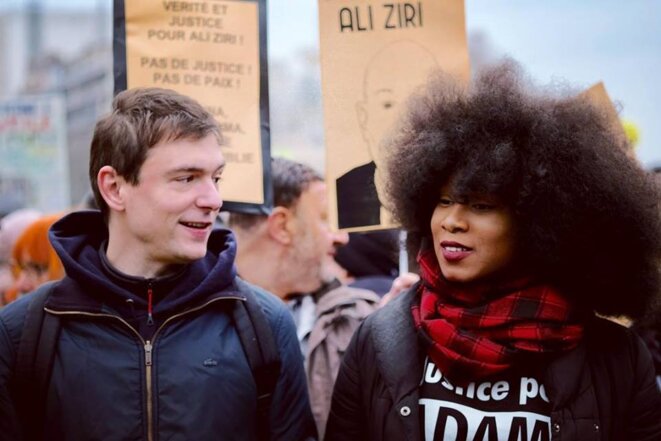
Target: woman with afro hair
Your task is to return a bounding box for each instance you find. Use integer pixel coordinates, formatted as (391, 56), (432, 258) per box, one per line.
(325, 61), (661, 441)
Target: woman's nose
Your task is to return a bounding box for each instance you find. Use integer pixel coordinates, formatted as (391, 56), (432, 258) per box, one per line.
(441, 205), (468, 233)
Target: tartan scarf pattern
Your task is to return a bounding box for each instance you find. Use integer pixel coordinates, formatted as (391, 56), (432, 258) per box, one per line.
(411, 247), (584, 382)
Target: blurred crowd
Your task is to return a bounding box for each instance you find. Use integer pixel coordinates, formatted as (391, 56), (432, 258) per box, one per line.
(0, 74), (659, 440)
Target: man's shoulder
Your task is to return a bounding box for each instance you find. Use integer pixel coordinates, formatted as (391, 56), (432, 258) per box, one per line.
(0, 291), (38, 349)
(316, 285), (380, 316)
(234, 277), (291, 328)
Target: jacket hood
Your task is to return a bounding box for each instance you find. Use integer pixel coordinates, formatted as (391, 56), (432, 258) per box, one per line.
(47, 210), (238, 317)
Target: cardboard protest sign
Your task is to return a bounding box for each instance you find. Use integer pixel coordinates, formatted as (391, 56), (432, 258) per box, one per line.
(114, 0), (271, 213)
(319, 0), (470, 231)
(0, 94), (70, 212)
(579, 82), (628, 150)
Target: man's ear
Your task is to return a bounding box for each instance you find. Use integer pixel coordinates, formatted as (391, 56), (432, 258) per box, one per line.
(266, 206), (295, 246)
(356, 100), (368, 128)
(356, 100), (370, 144)
(97, 165), (127, 213)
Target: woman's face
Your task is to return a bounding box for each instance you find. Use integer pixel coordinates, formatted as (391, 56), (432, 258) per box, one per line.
(430, 183), (517, 284)
(11, 253), (50, 295)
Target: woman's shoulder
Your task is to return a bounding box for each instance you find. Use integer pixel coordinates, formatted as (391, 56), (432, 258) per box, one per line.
(584, 316), (654, 370)
(364, 286), (418, 332)
(586, 316), (641, 347)
(355, 287), (420, 358)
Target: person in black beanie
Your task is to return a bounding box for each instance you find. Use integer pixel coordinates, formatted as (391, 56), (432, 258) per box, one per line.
(334, 231), (399, 297)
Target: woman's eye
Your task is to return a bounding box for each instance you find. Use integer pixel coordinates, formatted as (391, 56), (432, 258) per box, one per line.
(438, 198), (453, 207)
(472, 203), (494, 211)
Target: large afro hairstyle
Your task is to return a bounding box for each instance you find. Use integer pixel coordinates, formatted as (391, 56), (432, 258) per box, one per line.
(384, 60), (660, 320)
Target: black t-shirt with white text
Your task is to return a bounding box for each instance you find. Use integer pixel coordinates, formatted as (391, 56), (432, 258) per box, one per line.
(419, 358), (551, 441)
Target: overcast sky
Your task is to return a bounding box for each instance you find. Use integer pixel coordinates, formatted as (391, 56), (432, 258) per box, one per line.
(4, 0), (660, 166)
(269, 0), (661, 166)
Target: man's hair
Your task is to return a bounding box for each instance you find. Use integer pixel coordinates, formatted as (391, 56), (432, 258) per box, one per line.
(229, 157), (323, 230)
(89, 87), (221, 218)
(385, 60), (661, 320)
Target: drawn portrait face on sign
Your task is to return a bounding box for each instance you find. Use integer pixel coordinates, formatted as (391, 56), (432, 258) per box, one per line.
(357, 40), (439, 175)
(356, 41), (439, 200)
(321, 0), (470, 232)
(335, 41), (439, 230)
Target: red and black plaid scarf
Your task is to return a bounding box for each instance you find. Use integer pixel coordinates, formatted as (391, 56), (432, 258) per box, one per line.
(411, 247), (584, 383)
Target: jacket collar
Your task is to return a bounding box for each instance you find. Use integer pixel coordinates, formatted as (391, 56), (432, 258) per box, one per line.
(543, 319), (593, 410)
(46, 210), (238, 317)
(370, 284), (424, 441)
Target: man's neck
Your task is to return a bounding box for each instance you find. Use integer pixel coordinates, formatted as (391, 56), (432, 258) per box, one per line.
(234, 230), (295, 299)
(105, 221), (175, 279)
(105, 240), (174, 279)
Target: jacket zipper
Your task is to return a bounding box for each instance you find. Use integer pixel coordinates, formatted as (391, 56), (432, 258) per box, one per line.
(144, 340), (153, 441)
(146, 281), (154, 327)
(45, 295), (245, 441)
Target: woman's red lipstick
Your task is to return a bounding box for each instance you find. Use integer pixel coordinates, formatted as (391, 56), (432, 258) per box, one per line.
(440, 241), (473, 262)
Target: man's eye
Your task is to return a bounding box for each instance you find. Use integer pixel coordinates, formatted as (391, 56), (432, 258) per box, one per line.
(438, 198), (453, 207)
(213, 176), (222, 184)
(381, 100), (395, 110)
(176, 176), (195, 183)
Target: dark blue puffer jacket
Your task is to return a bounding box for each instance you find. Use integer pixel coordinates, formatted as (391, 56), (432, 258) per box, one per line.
(0, 211), (316, 441)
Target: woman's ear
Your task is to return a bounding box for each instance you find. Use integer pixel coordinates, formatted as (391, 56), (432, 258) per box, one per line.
(97, 166), (127, 213)
(266, 206), (295, 246)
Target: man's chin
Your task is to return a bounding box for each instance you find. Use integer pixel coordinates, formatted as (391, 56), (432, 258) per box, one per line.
(294, 279), (325, 296)
(170, 247), (207, 265)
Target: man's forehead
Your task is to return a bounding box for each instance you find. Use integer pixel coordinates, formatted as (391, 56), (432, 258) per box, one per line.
(292, 181), (328, 212)
(364, 44), (438, 97)
(142, 134), (224, 169)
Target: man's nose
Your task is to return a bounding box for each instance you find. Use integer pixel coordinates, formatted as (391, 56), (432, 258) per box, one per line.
(332, 230), (349, 247)
(197, 179), (223, 212)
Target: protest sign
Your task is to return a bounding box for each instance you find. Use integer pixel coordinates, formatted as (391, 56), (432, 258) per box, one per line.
(0, 94), (70, 212)
(580, 82), (628, 150)
(320, 0), (470, 231)
(114, 0), (271, 213)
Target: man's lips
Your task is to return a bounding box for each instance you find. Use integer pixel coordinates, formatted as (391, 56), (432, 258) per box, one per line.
(440, 241), (473, 262)
(179, 221), (212, 230)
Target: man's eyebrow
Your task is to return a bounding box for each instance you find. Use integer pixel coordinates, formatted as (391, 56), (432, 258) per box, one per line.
(167, 163), (225, 174)
(168, 166), (204, 174)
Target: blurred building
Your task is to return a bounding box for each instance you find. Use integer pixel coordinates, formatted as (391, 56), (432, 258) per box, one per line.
(269, 48), (325, 171)
(0, 1), (112, 208)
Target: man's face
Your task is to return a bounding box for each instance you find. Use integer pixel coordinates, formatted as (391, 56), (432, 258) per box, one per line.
(288, 181), (348, 293)
(116, 133), (224, 272)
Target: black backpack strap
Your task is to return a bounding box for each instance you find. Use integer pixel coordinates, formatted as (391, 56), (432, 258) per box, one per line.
(14, 281), (61, 441)
(232, 280), (281, 441)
